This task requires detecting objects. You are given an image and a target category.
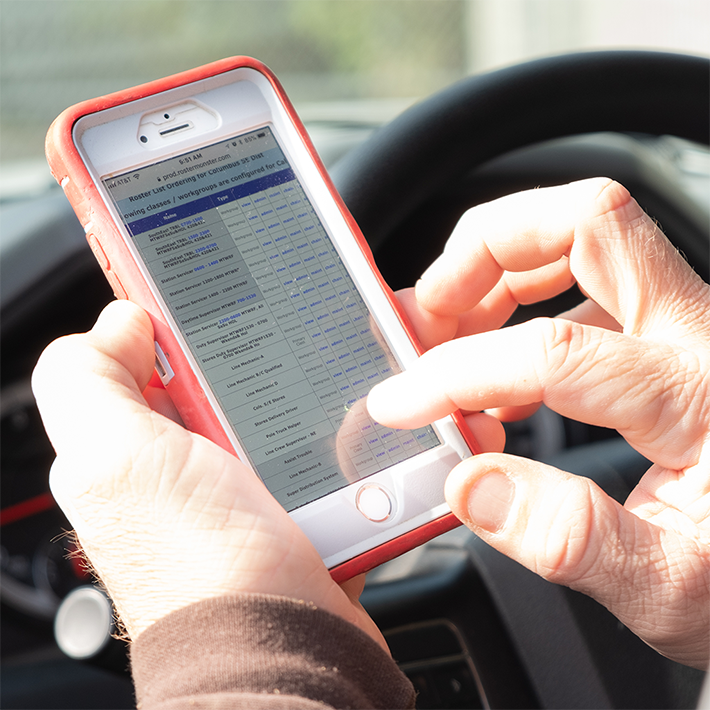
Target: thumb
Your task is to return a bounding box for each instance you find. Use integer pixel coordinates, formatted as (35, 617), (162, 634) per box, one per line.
(444, 453), (709, 668)
(445, 453), (622, 588)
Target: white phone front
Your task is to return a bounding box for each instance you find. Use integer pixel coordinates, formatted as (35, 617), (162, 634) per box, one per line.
(51, 60), (476, 576)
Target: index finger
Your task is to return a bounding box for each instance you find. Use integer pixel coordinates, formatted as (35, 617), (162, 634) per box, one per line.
(32, 300), (157, 464)
(415, 179), (704, 341)
(414, 179), (607, 317)
(367, 317), (709, 472)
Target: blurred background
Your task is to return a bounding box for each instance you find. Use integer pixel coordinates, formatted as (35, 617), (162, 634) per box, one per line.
(1, 0), (708, 187)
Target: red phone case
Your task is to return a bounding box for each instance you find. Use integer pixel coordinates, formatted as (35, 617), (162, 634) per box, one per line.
(45, 56), (480, 581)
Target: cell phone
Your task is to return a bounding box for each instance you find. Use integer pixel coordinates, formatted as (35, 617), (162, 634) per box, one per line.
(45, 57), (479, 580)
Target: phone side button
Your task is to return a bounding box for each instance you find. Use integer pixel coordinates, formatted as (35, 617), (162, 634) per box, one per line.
(154, 341), (175, 386)
(105, 271), (128, 300)
(355, 484), (393, 523)
(86, 233), (110, 271)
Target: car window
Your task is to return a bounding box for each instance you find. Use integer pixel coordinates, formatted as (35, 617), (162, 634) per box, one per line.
(1, 0), (708, 178)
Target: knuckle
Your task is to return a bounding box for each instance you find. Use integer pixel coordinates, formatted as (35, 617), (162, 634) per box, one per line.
(534, 477), (625, 590)
(534, 477), (597, 582)
(593, 178), (633, 213)
(32, 332), (89, 400)
(526, 316), (586, 387)
(586, 178), (642, 234)
(587, 180), (668, 276)
(573, 177), (645, 253)
(34, 332), (77, 371)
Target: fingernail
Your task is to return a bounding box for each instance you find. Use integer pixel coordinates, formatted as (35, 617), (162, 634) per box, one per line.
(467, 472), (515, 533)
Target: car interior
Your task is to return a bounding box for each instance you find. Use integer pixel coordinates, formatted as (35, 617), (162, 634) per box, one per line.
(1, 27), (709, 710)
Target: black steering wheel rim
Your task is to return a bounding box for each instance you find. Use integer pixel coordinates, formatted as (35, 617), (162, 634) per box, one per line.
(331, 50), (710, 253)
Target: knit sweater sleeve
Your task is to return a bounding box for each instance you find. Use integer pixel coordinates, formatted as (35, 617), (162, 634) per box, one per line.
(130, 594), (416, 710)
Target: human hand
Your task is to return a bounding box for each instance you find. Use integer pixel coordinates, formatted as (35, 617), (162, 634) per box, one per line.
(368, 178), (710, 668)
(32, 300), (384, 648)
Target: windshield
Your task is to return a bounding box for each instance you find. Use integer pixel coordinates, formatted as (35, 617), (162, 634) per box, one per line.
(1, 0), (708, 188)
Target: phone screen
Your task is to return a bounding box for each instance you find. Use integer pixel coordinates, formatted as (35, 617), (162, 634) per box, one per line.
(103, 126), (440, 511)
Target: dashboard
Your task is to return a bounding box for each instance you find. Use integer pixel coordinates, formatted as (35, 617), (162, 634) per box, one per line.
(2, 51), (709, 709)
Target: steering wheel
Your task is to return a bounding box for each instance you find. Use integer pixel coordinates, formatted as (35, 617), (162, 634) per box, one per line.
(332, 50), (709, 255)
(332, 47), (710, 476)
(331, 46), (709, 485)
(333, 51), (710, 709)
(333, 49), (709, 298)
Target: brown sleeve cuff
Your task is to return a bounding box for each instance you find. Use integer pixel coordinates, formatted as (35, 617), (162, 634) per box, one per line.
(130, 593), (416, 710)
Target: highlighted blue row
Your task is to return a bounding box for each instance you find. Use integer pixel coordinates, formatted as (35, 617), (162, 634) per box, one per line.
(126, 168), (297, 237)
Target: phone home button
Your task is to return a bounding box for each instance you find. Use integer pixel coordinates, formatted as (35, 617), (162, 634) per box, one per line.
(355, 484), (393, 522)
